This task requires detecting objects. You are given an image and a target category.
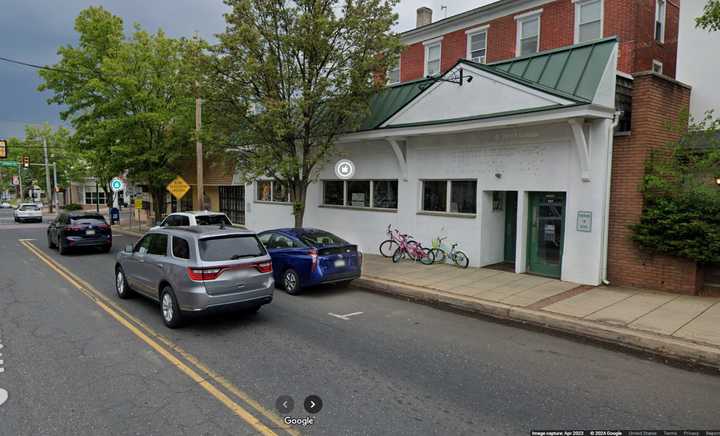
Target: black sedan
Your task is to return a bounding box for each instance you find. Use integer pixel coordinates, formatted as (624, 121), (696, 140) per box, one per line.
(47, 212), (112, 255)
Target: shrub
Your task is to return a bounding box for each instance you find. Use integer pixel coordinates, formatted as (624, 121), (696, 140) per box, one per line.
(63, 203), (83, 211)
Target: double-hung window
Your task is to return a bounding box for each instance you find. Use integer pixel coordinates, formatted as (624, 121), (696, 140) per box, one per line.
(421, 180), (477, 215)
(655, 0), (666, 42)
(466, 27), (488, 63)
(575, 0), (602, 43)
(424, 38), (442, 77)
(515, 10), (541, 57)
(322, 180), (398, 209)
(387, 61), (400, 85)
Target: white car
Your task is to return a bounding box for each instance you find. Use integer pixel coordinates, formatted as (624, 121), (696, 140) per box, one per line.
(14, 203), (43, 223)
(0, 202), (11, 209)
(154, 211), (235, 228)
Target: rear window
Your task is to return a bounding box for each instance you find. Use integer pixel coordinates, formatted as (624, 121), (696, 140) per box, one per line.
(19, 205), (39, 211)
(298, 231), (347, 247)
(198, 235), (266, 261)
(70, 215), (106, 225)
(172, 236), (190, 259)
(196, 214), (232, 226)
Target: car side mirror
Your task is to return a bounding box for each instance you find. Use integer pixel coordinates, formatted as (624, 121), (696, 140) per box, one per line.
(125, 244), (133, 253)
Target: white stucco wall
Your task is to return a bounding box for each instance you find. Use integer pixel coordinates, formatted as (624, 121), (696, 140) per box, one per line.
(678, 0), (720, 120)
(244, 120), (612, 286)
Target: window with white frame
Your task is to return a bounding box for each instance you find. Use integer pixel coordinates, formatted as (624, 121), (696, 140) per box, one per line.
(575, 0), (602, 43)
(652, 60), (663, 74)
(256, 180), (290, 203)
(466, 27), (488, 63)
(84, 190), (106, 205)
(421, 180), (477, 214)
(516, 11), (541, 57)
(387, 61), (400, 85)
(655, 0), (666, 42)
(424, 40), (442, 77)
(322, 180), (398, 209)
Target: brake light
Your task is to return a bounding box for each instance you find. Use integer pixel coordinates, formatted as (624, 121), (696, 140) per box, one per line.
(96, 224), (109, 230)
(187, 267), (223, 281)
(309, 248), (318, 272)
(255, 261), (272, 273)
(64, 225), (82, 232)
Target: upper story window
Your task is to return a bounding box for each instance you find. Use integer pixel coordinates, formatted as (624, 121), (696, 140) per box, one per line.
(466, 26), (488, 64)
(655, 0), (666, 42)
(423, 37), (442, 77)
(575, 0), (603, 43)
(515, 10), (542, 57)
(388, 61), (400, 85)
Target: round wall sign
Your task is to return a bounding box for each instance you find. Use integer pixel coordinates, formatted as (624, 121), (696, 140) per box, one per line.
(110, 177), (125, 192)
(334, 159), (355, 180)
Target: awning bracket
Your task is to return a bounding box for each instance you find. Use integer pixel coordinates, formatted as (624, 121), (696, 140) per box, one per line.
(386, 138), (408, 181)
(569, 119), (591, 182)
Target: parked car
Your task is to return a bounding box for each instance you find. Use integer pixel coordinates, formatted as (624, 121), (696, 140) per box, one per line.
(14, 203), (43, 223)
(258, 228), (362, 295)
(154, 211), (234, 228)
(47, 212), (112, 254)
(0, 202), (11, 209)
(115, 226), (274, 328)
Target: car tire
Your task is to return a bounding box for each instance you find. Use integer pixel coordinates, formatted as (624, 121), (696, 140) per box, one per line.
(100, 245), (111, 254)
(246, 304), (263, 314)
(336, 280), (353, 288)
(58, 238), (67, 255)
(160, 286), (184, 328)
(48, 234), (56, 249)
(115, 267), (133, 299)
(282, 269), (301, 295)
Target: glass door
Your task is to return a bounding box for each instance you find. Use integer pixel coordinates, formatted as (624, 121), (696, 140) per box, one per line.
(527, 192), (566, 278)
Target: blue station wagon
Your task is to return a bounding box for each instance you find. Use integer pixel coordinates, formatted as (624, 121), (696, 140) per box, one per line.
(258, 228), (362, 294)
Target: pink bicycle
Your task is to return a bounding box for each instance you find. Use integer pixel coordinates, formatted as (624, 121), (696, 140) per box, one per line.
(391, 233), (435, 265)
(379, 224), (417, 257)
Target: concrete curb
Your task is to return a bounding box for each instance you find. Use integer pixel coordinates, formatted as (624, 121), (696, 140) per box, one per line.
(355, 276), (720, 371)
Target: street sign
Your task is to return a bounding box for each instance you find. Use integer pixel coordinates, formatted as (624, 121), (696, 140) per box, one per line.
(110, 177), (125, 193)
(134, 198), (143, 209)
(0, 161), (17, 168)
(166, 176), (190, 200)
(0, 139), (7, 159)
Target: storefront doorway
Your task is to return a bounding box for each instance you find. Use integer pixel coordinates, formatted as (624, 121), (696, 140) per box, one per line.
(527, 192), (566, 278)
(219, 185), (245, 225)
(504, 191), (518, 264)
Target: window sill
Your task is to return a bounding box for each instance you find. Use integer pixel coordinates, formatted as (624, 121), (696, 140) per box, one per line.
(613, 131), (632, 137)
(417, 211), (477, 219)
(318, 204), (398, 213)
(254, 200), (292, 206)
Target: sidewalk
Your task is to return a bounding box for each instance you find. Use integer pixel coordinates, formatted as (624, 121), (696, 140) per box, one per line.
(357, 255), (720, 370)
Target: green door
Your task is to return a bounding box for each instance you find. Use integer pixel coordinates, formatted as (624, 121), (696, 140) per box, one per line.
(504, 191), (518, 263)
(527, 192), (566, 278)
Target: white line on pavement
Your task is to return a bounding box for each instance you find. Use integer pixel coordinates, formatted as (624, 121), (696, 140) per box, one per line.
(0, 389), (7, 406)
(328, 312), (364, 320)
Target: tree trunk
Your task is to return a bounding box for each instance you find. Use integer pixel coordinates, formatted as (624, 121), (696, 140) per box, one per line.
(151, 188), (166, 225)
(291, 181), (307, 228)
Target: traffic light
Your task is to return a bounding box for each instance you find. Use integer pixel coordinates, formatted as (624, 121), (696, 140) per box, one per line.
(22, 155), (29, 168)
(0, 139), (6, 159)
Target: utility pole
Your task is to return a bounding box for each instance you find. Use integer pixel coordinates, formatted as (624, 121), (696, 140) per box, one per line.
(17, 165), (23, 202)
(195, 80), (204, 210)
(42, 136), (53, 213)
(52, 163), (58, 209)
(95, 179), (100, 213)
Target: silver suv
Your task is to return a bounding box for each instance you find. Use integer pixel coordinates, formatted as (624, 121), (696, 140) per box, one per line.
(115, 226), (274, 328)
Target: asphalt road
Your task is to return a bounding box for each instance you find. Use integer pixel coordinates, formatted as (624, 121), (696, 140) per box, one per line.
(1, 211), (719, 435)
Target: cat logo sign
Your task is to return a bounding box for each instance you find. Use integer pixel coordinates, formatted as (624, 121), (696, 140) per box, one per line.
(166, 176), (191, 200)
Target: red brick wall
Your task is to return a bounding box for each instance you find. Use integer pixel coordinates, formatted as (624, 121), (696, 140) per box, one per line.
(607, 72), (697, 294)
(398, 0), (680, 82)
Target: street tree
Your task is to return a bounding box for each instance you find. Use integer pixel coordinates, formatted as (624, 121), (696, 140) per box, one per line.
(206, 0), (401, 227)
(697, 0), (720, 31)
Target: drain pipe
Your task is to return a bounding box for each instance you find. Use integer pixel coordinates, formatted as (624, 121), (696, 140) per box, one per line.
(601, 111), (621, 285)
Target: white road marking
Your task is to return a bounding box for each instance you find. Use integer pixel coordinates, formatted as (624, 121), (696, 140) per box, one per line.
(328, 312), (364, 320)
(0, 388), (7, 406)
(17, 239), (37, 242)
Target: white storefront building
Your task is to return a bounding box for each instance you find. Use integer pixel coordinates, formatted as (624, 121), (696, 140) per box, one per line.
(243, 38), (619, 286)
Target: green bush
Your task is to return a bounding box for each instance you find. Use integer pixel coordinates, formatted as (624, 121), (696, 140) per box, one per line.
(63, 203), (83, 211)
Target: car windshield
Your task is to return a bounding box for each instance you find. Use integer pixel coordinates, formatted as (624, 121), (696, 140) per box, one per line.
(196, 214), (232, 226)
(298, 230), (347, 247)
(198, 234), (266, 261)
(70, 215), (106, 225)
(19, 205), (39, 211)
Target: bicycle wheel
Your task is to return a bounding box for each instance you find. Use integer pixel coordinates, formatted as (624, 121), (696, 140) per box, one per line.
(453, 250), (470, 269)
(379, 240), (399, 257)
(419, 247), (435, 265)
(429, 248), (447, 264)
(392, 247), (405, 263)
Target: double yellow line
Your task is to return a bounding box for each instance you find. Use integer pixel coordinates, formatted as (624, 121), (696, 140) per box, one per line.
(20, 239), (299, 436)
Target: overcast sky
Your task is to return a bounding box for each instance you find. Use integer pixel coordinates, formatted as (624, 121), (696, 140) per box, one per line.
(0, 0), (494, 138)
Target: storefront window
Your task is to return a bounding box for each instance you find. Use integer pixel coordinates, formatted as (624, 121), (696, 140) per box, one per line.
(422, 181), (447, 212)
(257, 180), (272, 201)
(347, 180), (370, 207)
(373, 180), (398, 209)
(323, 181), (344, 206)
(450, 180), (477, 214)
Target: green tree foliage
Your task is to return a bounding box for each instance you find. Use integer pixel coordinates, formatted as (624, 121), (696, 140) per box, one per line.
(696, 0), (720, 31)
(632, 113), (720, 263)
(39, 7), (197, 218)
(205, 0), (401, 227)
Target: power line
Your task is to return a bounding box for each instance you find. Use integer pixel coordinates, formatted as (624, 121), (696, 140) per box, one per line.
(0, 56), (74, 74)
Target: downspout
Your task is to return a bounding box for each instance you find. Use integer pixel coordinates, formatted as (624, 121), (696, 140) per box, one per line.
(601, 111), (621, 285)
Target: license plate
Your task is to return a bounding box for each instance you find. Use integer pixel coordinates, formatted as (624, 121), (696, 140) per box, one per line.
(86, 229), (95, 236)
(334, 259), (346, 268)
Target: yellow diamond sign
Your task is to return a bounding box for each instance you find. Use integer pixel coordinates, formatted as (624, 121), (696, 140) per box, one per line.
(166, 176), (191, 200)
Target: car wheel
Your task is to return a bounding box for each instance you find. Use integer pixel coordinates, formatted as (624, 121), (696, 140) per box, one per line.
(100, 244), (111, 254)
(246, 304), (262, 314)
(115, 267), (133, 299)
(160, 286), (183, 328)
(336, 280), (353, 288)
(58, 238), (67, 255)
(283, 269), (301, 295)
(48, 233), (56, 249)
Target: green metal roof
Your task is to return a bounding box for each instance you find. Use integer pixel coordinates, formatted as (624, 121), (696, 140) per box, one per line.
(358, 78), (433, 131)
(356, 38), (616, 132)
(486, 37), (617, 103)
